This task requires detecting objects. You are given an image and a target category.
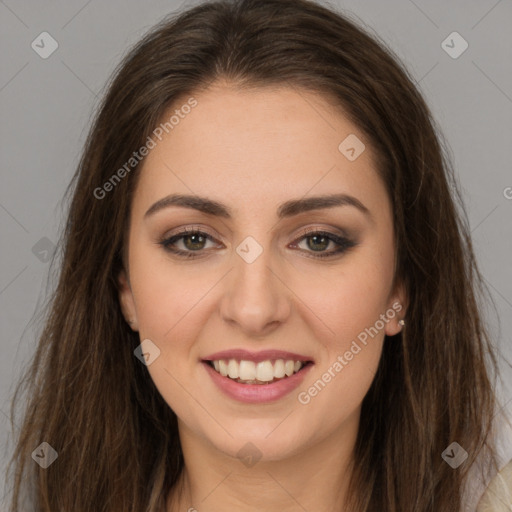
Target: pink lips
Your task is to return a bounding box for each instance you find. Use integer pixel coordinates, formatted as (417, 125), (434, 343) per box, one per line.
(201, 349), (314, 403)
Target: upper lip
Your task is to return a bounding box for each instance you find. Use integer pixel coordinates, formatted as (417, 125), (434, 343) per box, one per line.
(202, 349), (314, 363)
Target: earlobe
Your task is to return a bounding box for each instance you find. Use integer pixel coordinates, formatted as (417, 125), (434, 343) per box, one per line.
(385, 281), (408, 337)
(117, 269), (139, 331)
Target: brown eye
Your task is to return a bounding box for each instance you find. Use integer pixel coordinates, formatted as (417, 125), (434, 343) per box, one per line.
(160, 228), (220, 259)
(291, 230), (356, 259)
(159, 228), (356, 260)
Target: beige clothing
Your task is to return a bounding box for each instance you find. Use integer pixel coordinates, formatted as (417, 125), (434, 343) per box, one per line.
(476, 458), (512, 512)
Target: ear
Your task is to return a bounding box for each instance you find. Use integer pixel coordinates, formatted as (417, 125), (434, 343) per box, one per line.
(384, 279), (408, 337)
(118, 269), (139, 331)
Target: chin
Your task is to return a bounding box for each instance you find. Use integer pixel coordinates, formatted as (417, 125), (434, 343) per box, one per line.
(204, 420), (310, 463)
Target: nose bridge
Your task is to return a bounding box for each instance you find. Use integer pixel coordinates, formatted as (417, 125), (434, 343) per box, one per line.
(220, 234), (290, 334)
(235, 241), (274, 294)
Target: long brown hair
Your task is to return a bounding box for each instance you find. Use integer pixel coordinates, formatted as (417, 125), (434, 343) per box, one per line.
(6, 0), (506, 510)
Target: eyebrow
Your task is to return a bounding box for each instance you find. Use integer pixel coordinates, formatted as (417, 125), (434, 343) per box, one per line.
(144, 193), (372, 221)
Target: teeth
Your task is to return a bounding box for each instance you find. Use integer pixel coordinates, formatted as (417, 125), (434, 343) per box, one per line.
(219, 360), (228, 377)
(227, 359), (239, 379)
(239, 360), (256, 380)
(274, 359), (285, 378)
(209, 358), (307, 383)
(256, 361), (274, 382)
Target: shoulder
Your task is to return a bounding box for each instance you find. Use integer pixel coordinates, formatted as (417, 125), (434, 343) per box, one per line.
(476, 457), (512, 512)
(464, 405), (512, 511)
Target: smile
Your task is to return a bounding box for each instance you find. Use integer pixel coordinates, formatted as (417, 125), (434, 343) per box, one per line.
(206, 358), (312, 384)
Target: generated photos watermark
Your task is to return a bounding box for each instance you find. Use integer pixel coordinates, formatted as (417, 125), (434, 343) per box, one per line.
(297, 300), (403, 405)
(93, 97), (197, 200)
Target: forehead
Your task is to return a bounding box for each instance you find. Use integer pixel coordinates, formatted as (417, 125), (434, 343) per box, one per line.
(132, 84), (390, 221)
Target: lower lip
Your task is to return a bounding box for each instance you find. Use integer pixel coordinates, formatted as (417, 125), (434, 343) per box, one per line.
(202, 361), (313, 403)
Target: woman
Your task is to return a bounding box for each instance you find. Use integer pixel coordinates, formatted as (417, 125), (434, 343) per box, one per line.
(6, 0), (511, 510)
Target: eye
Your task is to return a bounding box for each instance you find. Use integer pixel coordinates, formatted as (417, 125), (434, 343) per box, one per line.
(158, 226), (356, 259)
(159, 227), (220, 258)
(290, 228), (356, 259)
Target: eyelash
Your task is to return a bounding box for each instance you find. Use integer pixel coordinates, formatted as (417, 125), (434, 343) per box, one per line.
(158, 226), (356, 260)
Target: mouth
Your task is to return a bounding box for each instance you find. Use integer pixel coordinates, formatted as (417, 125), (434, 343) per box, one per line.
(202, 358), (314, 385)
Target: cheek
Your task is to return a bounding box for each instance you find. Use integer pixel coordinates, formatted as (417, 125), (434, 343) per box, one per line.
(129, 242), (209, 341)
(297, 269), (388, 417)
(297, 338), (383, 433)
(131, 259), (209, 419)
(296, 247), (392, 420)
(294, 251), (394, 346)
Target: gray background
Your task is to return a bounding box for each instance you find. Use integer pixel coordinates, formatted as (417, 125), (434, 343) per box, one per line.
(1, 0), (511, 506)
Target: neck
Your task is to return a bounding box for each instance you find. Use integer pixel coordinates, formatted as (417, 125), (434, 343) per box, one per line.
(166, 410), (360, 512)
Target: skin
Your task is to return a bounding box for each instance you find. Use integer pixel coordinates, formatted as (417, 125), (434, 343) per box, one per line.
(118, 82), (407, 512)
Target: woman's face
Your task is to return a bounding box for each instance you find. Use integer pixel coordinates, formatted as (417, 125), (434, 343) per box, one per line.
(119, 83), (406, 462)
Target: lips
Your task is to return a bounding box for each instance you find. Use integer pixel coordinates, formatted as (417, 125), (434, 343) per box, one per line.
(201, 348), (314, 403)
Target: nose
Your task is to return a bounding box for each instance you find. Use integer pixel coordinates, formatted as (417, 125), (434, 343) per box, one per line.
(219, 245), (291, 338)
